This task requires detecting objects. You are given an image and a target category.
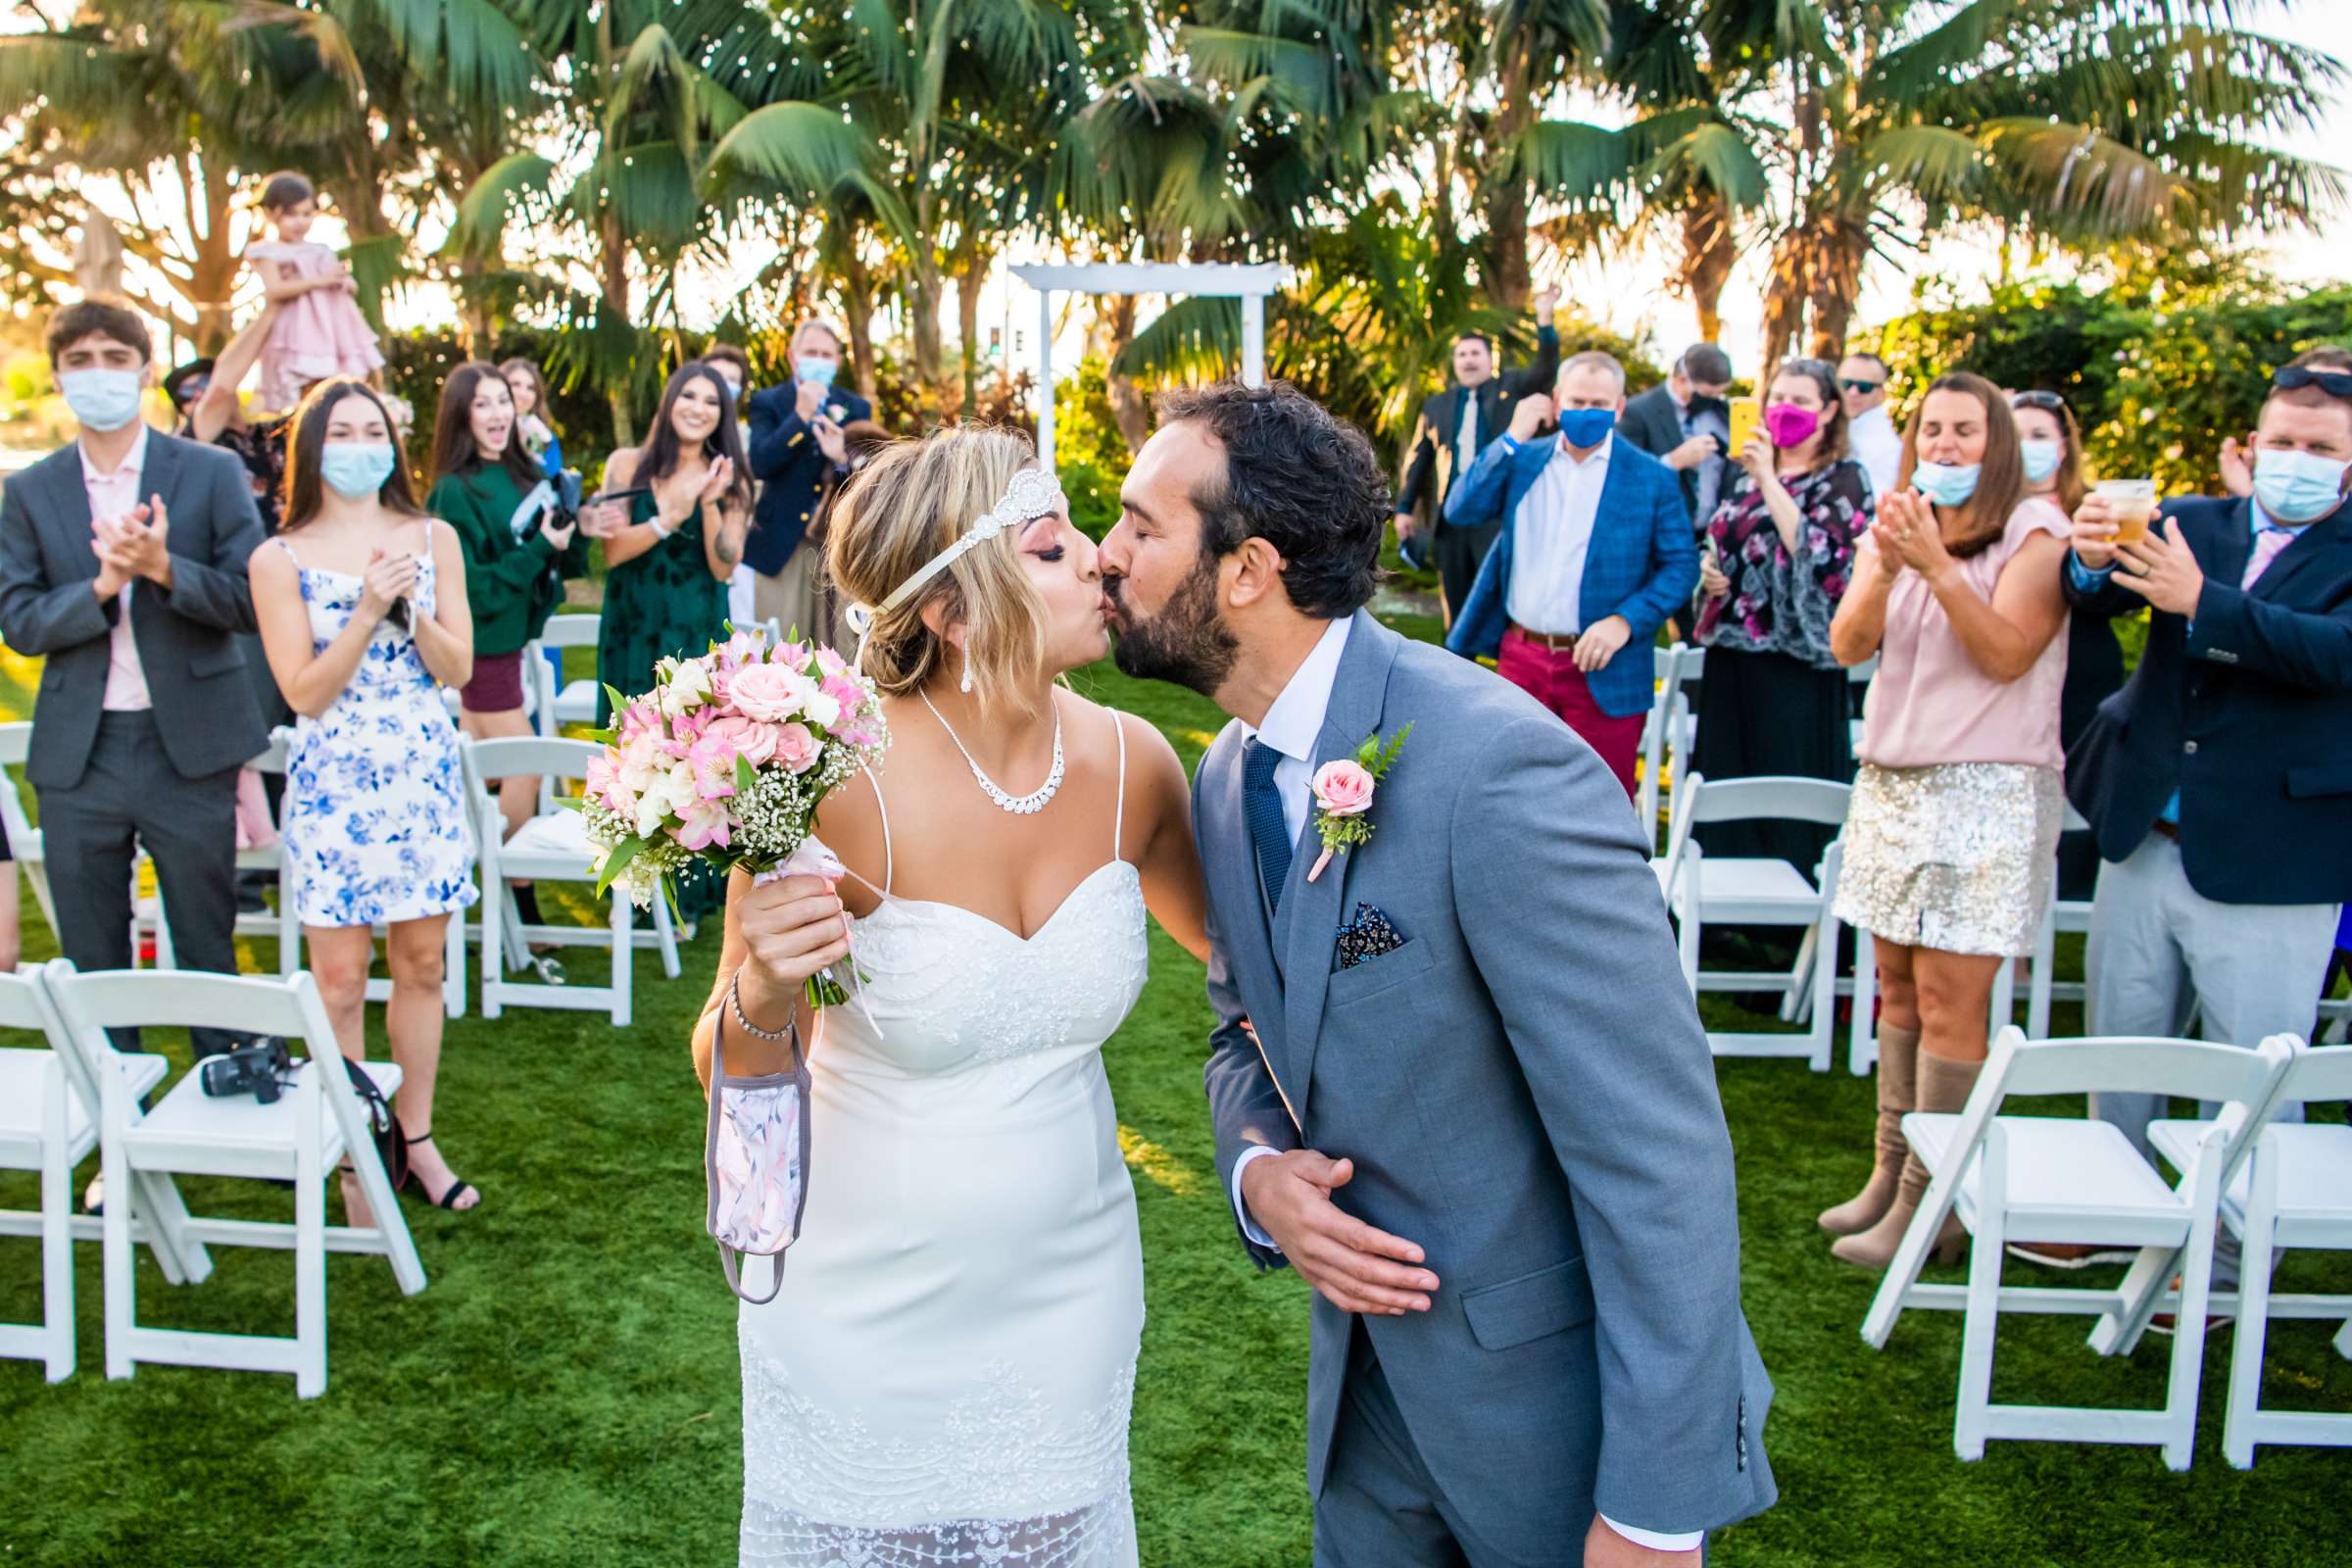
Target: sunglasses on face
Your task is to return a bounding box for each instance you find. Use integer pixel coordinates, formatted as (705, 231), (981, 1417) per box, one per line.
(1838, 378), (1883, 395)
(2274, 366), (2352, 398)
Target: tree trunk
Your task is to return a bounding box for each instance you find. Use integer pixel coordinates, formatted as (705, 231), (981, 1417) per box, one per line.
(601, 210), (635, 448)
(908, 253), (947, 401)
(184, 153), (241, 353)
(1478, 36), (1537, 310)
(1805, 218), (1869, 361)
(1757, 225), (1811, 378)
(1678, 190), (1738, 345)
(843, 245), (879, 405)
(1101, 293), (1150, 457)
(956, 253), (988, 416)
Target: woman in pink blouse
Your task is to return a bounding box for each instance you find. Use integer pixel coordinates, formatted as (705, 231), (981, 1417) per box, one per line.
(1821, 370), (2072, 1270)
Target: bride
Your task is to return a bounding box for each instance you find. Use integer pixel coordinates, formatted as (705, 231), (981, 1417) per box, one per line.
(690, 425), (1210, 1567)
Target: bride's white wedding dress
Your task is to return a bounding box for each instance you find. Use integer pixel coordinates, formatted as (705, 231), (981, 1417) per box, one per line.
(738, 713), (1148, 1567)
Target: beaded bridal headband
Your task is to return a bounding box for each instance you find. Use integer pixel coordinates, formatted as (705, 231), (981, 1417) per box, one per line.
(846, 465), (1068, 665)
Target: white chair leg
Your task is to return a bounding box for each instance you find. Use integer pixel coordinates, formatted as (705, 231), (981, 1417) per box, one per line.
(100, 1065), (133, 1382)
(1674, 865), (1699, 994)
(653, 895), (682, 980)
(2334, 1317), (2352, 1361)
(611, 895), (633, 1028)
(2161, 1152), (2228, 1472)
(1861, 1157), (1961, 1351)
(1951, 1125), (2007, 1460)
(1848, 931), (1878, 1077)
(1987, 956), (2017, 1045)
(1808, 915), (1838, 1073)
(481, 843), (507, 1018)
(2092, 1243), (2180, 1357)
(39, 1060), (74, 1381)
(443, 904), (466, 1019)
(2223, 1154), (2279, 1470)
(294, 1070), (327, 1398)
(2025, 905), (2057, 1041)
(1782, 922), (1820, 1024)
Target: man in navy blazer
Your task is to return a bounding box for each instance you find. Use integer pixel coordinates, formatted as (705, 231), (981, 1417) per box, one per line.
(744, 319), (871, 633)
(2059, 359), (2352, 1194)
(1446, 351), (1696, 801)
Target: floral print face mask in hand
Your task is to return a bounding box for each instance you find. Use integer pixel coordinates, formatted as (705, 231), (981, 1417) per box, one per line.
(706, 1010), (813, 1304)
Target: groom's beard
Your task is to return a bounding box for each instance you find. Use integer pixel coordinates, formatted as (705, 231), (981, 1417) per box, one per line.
(1107, 555), (1239, 697)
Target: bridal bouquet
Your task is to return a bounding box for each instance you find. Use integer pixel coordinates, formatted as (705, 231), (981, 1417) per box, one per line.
(579, 629), (890, 1004)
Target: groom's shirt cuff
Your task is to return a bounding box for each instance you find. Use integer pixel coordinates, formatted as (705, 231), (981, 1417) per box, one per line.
(1599, 1516), (1702, 1553)
(1230, 1145), (1282, 1250)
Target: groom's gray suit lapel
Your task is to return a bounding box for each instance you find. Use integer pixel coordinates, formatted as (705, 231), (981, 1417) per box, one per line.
(1277, 609), (1401, 1128)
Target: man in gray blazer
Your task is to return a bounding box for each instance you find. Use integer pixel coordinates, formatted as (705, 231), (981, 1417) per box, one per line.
(1101, 382), (1773, 1566)
(0, 301), (268, 1054)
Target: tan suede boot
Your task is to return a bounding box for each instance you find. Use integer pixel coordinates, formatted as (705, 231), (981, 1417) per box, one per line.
(1831, 1049), (1980, 1272)
(1818, 1023), (1920, 1235)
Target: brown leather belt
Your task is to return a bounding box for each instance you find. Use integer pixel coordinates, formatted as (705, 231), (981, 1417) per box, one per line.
(2150, 818), (2180, 843)
(1505, 620), (1580, 653)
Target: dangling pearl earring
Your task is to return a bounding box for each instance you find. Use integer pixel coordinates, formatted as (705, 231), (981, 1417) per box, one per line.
(959, 643), (974, 695)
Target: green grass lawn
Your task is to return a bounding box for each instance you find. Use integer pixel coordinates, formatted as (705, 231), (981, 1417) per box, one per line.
(1, 629), (2346, 1567)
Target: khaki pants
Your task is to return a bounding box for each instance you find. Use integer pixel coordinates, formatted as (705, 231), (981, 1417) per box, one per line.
(753, 544), (828, 646)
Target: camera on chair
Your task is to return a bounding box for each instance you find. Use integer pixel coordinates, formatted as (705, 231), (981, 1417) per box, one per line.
(198, 1038), (293, 1103)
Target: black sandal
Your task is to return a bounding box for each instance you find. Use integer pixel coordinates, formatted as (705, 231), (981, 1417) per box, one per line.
(401, 1132), (479, 1211)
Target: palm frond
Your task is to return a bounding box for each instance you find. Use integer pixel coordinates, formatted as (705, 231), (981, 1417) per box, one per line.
(445, 150), (561, 258)
(340, 0), (538, 106)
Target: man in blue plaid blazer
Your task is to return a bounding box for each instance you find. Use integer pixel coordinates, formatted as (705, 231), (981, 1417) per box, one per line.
(1445, 351), (1696, 799)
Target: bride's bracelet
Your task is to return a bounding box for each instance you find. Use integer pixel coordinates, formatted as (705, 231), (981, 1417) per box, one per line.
(727, 971), (794, 1042)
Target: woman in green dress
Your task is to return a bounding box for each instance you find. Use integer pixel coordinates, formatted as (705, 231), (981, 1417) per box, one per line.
(582, 362), (753, 920)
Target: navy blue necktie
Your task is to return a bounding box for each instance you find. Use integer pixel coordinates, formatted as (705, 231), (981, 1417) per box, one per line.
(1243, 738), (1294, 916)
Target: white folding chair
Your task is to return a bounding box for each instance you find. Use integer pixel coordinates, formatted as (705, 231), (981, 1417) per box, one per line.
(1635, 644), (1687, 839)
(0, 720), (60, 935)
(531, 612), (606, 734)
(465, 737), (674, 1027)
(43, 961), (425, 1398)
(137, 733), (300, 974)
(1860, 1026), (2294, 1469)
(2143, 1042), (2352, 1467)
(2024, 803), (2096, 1039)
(0, 970), (121, 1381)
(1657, 773), (1853, 1070)
(1845, 654), (1877, 755)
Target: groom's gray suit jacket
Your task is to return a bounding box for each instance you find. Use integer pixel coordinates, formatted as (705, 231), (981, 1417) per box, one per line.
(1197, 610), (1775, 1553)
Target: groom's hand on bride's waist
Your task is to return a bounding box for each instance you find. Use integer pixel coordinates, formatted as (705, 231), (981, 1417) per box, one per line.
(1240, 1150), (1438, 1316)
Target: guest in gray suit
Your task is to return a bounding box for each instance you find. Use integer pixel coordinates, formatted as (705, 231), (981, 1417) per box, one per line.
(1100, 382), (1773, 1566)
(0, 301), (268, 1054)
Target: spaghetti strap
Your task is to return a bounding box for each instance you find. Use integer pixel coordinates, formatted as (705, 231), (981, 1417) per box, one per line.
(270, 536), (300, 566)
(860, 761), (895, 897)
(1110, 708), (1129, 862)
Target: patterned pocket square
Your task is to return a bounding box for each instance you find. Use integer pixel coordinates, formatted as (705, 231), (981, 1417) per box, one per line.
(1336, 904), (1406, 970)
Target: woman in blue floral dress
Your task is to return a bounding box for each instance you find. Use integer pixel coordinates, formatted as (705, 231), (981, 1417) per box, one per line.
(250, 378), (483, 1217)
(1690, 357), (1874, 872)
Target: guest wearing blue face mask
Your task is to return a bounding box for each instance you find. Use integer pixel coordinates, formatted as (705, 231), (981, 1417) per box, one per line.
(2054, 353), (2352, 1253)
(0, 301), (269, 1060)
(1824, 371), (2073, 1271)
(249, 378), (481, 1219)
(744, 319), (872, 638)
(1446, 351), (1699, 799)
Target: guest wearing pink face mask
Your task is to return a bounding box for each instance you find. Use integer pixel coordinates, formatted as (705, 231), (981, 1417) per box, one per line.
(1692, 357), (1875, 872)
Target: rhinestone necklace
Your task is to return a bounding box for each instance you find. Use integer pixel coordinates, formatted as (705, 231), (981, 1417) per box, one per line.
(919, 690), (1064, 815)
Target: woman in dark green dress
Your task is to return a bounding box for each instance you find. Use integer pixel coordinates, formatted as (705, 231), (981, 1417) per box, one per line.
(583, 361), (754, 920)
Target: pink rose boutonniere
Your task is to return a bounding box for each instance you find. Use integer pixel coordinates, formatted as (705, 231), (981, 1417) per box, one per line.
(1306, 724), (1413, 883)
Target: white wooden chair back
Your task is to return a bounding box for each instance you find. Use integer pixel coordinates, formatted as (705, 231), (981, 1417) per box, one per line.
(1658, 773), (1851, 897)
(0, 721), (52, 928)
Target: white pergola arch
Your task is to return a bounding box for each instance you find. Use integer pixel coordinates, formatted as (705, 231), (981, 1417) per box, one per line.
(1010, 262), (1293, 469)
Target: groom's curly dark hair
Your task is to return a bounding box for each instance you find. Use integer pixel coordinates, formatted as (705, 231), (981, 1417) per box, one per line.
(1156, 381), (1389, 618)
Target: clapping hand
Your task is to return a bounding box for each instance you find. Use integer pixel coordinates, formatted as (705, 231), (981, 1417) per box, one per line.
(359, 546), (419, 623)
(813, 416), (849, 466)
(1239, 1149), (1438, 1316)
(2112, 519), (2206, 615)
(795, 380), (825, 421)
(1508, 394), (1552, 444)
(578, 497), (630, 538)
(1872, 488), (1951, 580)
(2218, 432), (2255, 499)
(696, 456), (736, 509)
(95, 497), (172, 588)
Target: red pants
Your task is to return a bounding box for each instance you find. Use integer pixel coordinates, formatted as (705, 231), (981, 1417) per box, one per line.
(1497, 628), (1645, 800)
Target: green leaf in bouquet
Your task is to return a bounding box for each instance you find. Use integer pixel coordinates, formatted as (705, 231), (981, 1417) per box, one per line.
(594, 835), (643, 897)
(736, 753), (758, 797)
(554, 796), (584, 811)
(603, 683), (631, 723)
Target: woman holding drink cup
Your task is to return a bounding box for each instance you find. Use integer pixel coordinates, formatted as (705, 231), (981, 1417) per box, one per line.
(1819, 370), (2072, 1269)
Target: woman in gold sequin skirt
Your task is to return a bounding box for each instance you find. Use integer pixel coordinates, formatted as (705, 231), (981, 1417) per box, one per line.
(1822, 372), (2074, 1271)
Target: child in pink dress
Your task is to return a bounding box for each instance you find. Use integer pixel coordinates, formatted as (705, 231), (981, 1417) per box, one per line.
(244, 171), (384, 411)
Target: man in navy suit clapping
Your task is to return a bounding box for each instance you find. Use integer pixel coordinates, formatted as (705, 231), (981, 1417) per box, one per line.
(2055, 353), (2352, 1254)
(745, 320), (872, 637)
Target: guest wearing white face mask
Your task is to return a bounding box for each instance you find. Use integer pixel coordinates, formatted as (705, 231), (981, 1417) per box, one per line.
(0, 301), (268, 1056)
(745, 320), (872, 638)
(2058, 354), (2352, 1257)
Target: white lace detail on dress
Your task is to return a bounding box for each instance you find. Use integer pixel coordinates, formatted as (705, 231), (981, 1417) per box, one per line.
(740, 1345), (1137, 1567)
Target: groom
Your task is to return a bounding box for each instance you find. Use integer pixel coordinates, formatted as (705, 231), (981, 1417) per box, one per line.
(1101, 383), (1774, 1565)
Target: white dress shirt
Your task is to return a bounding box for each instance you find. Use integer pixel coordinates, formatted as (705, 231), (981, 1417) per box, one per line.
(1502, 433), (1614, 634)
(79, 424), (154, 711)
(1219, 612), (1699, 1556)
(1847, 404), (1904, 501)
(1453, 392), (1481, 496)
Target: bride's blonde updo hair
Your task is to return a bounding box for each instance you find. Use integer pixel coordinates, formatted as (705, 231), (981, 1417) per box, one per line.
(827, 423), (1051, 715)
